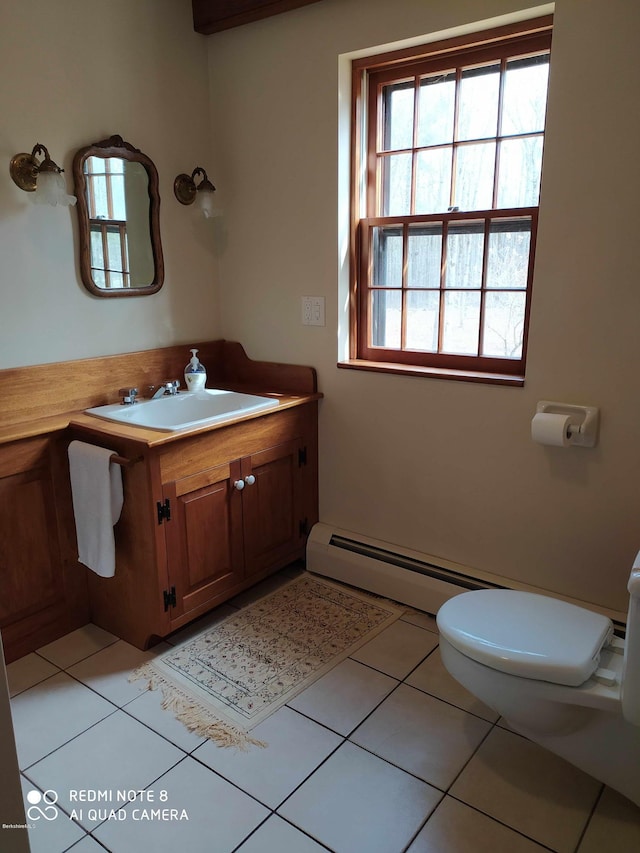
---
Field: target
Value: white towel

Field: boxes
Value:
[68,440,124,578]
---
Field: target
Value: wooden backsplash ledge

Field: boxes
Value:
[0,341,318,429]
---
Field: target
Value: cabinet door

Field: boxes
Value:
[0,467,60,628]
[0,434,89,663]
[241,438,304,576]
[163,459,244,621]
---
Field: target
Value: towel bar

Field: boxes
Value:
[111,454,143,467]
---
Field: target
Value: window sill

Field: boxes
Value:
[337,359,525,387]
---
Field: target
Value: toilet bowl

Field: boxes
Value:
[436,553,640,807]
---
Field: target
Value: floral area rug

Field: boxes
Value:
[131,573,402,749]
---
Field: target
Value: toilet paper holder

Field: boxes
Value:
[535,401,600,447]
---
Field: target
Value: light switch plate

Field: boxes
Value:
[301,296,325,326]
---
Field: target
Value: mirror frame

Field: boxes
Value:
[72,135,164,297]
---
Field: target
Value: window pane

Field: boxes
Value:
[106,229,124,272]
[109,272,125,289]
[454,142,495,210]
[86,156,102,174]
[442,291,480,354]
[91,175,109,219]
[381,153,412,215]
[371,290,402,348]
[486,220,531,289]
[406,290,440,351]
[110,174,127,221]
[415,148,452,214]
[106,157,125,176]
[482,290,526,358]
[92,268,106,288]
[90,227,104,268]
[382,81,414,151]
[372,226,403,287]
[445,223,484,288]
[407,224,442,288]
[457,64,500,141]
[417,73,455,147]
[501,54,549,136]
[497,137,543,207]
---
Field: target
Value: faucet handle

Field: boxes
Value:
[119,387,139,405]
[165,380,180,395]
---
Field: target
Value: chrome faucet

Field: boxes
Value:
[149,380,180,399]
[119,387,139,405]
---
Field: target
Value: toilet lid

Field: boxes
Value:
[437,589,613,687]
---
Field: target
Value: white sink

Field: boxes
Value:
[85,389,279,432]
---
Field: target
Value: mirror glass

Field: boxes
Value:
[73,135,164,296]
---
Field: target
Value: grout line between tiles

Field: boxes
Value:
[187,748,287,813]
[66,834,110,853]
[36,634,120,672]
[84,754,190,837]
[50,666,128,713]
[229,812,336,853]
[344,643,500,730]
[8,667,63,699]
[117,699,198,756]
[399,788,446,853]
[281,702,353,739]
[441,717,498,796]
[572,783,605,853]
[18,704,120,774]
[270,733,347,813]
[444,792,561,853]
[227,812,272,853]
[346,635,439,683]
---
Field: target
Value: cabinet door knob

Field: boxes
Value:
[233,479,245,491]
[244,475,256,486]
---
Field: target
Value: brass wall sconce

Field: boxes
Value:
[10,143,76,207]
[174,167,219,218]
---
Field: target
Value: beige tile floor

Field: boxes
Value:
[7,568,640,853]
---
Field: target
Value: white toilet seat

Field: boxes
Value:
[437,589,613,687]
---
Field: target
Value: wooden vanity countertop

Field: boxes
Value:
[0,393,320,448]
[0,340,321,448]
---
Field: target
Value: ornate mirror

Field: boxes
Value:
[73,135,164,297]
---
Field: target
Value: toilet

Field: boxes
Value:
[436,552,640,806]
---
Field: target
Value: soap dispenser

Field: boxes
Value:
[184,348,207,392]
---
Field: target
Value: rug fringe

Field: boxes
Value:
[129,663,267,751]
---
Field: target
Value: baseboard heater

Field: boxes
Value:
[306,523,628,631]
[306,522,505,616]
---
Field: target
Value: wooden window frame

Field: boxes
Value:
[344,16,553,386]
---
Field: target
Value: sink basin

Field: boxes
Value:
[85,389,279,432]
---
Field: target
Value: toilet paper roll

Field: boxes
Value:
[531,412,574,447]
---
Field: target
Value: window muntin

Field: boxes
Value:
[360,212,534,364]
[353,23,552,379]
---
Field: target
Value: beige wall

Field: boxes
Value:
[0,0,219,368]
[205,0,640,613]
[1,0,639,614]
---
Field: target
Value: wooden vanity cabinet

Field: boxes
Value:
[0,340,319,659]
[163,434,307,625]
[80,400,318,649]
[0,436,89,663]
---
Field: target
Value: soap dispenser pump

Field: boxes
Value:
[184,348,207,392]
